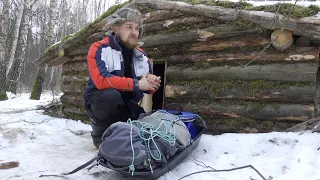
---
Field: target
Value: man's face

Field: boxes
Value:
[114,21,140,49]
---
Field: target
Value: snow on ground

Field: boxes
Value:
[1,92,320,180]
[1,91,61,113]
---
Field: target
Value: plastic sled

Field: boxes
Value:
[97,115,207,179]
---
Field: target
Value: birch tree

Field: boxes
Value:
[7,0,36,93]
[6,0,25,77]
[0,0,9,100]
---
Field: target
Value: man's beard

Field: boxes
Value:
[121,36,138,49]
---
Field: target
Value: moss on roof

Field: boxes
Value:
[169,0,320,18]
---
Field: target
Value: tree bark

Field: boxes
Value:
[6,0,25,76]
[187,36,269,52]
[143,16,208,34]
[46,0,58,47]
[7,0,32,94]
[143,9,184,23]
[166,63,317,82]
[139,24,261,48]
[66,44,91,56]
[60,93,84,107]
[61,83,86,94]
[60,75,88,94]
[167,47,319,64]
[179,102,313,121]
[135,0,320,41]
[0,0,9,100]
[62,61,88,73]
[165,85,314,103]
[30,65,47,100]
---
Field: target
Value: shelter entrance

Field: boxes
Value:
[152,61,166,110]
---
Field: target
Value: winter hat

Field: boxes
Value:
[105,8,144,38]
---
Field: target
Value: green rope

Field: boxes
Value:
[128,118,135,176]
[126,110,181,176]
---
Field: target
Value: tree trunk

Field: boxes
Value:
[179,102,313,121]
[0,0,10,100]
[30,65,47,100]
[30,0,58,99]
[139,24,261,48]
[46,0,58,47]
[7,0,31,94]
[135,0,320,41]
[6,0,25,77]
[167,47,319,64]
[166,63,317,82]
[165,85,314,103]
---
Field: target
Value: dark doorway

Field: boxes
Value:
[152,62,165,110]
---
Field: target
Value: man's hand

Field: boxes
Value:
[146,74,161,83]
[138,76,160,91]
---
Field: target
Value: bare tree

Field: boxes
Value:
[0,0,10,100]
[7,0,36,94]
[30,0,58,100]
[6,0,25,77]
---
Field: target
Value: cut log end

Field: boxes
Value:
[271,28,294,51]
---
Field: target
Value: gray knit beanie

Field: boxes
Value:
[105,8,144,38]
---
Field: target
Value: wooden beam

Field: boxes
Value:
[165,85,314,103]
[166,63,317,82]
[138,24,261,48]
[168,46,319,64]
[178,102,313,121]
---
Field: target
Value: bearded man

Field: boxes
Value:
[83,8,161,148]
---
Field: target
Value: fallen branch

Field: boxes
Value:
[0,161,20,169]
[179,158,267,180]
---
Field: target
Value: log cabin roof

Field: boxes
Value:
[34,0,320,67]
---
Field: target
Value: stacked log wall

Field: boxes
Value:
[136,5,319,134]
[60,56,89,122]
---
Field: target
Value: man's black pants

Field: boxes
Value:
[84,88,145,147]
